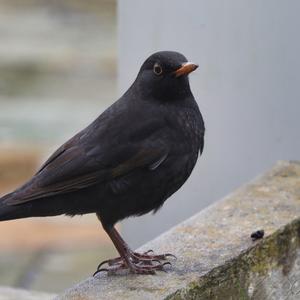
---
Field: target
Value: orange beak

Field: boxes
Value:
[174,62,198,77]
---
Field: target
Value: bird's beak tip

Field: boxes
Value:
[174,62,198,77]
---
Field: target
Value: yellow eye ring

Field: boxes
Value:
[153,63,163,75]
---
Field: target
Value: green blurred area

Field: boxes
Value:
[0,0,117,293]
[0,0,117,145]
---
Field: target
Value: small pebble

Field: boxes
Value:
[250,229,264,241]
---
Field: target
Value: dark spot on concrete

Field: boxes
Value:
[251,230,265,241]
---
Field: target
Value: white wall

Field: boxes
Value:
[118,0,300,247]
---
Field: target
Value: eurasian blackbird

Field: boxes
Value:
[0,51,205,275]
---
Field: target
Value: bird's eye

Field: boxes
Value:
[153,63,163,75]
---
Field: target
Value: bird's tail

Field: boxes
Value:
[0,187,99,221]
[0,191,87,222]
[0,192,28,221]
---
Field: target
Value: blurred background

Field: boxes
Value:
[0,0,117,293]
[0,0,300,294]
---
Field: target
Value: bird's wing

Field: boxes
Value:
[3,119,169,206]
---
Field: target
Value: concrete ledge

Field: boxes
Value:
[58,161,300,299]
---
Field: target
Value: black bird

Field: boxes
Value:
[0,51,205,275]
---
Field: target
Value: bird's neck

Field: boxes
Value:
[130,78,193,104]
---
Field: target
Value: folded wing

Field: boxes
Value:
[3,119,169,206]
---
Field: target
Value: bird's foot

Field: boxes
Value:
[93,249,176,276]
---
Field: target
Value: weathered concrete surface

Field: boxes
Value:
[0,286,55,300]
[58,161,300,299]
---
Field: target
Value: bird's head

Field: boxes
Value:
[134,51,198,101]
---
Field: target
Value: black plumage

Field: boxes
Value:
[0,51,205,274]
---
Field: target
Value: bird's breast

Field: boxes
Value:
[168,105,204,153]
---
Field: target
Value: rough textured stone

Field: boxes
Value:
[0,286,55,300]
[58,161,300,299]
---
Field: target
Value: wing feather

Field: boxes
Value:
[3,117,169,205]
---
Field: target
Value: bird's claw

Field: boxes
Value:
[96,259,112,270]
[93,250,175,276]
[96,256,123,270]
[93,267,109,277]
[143,249,154,255]
[165,253,177,260]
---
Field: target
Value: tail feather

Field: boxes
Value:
[0,193,24,221]
[0,190,88,221]
[0,185,101,221]
[1,191,14,203]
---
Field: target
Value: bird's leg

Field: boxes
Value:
[110,228,176,264]
[93,227,175,276]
